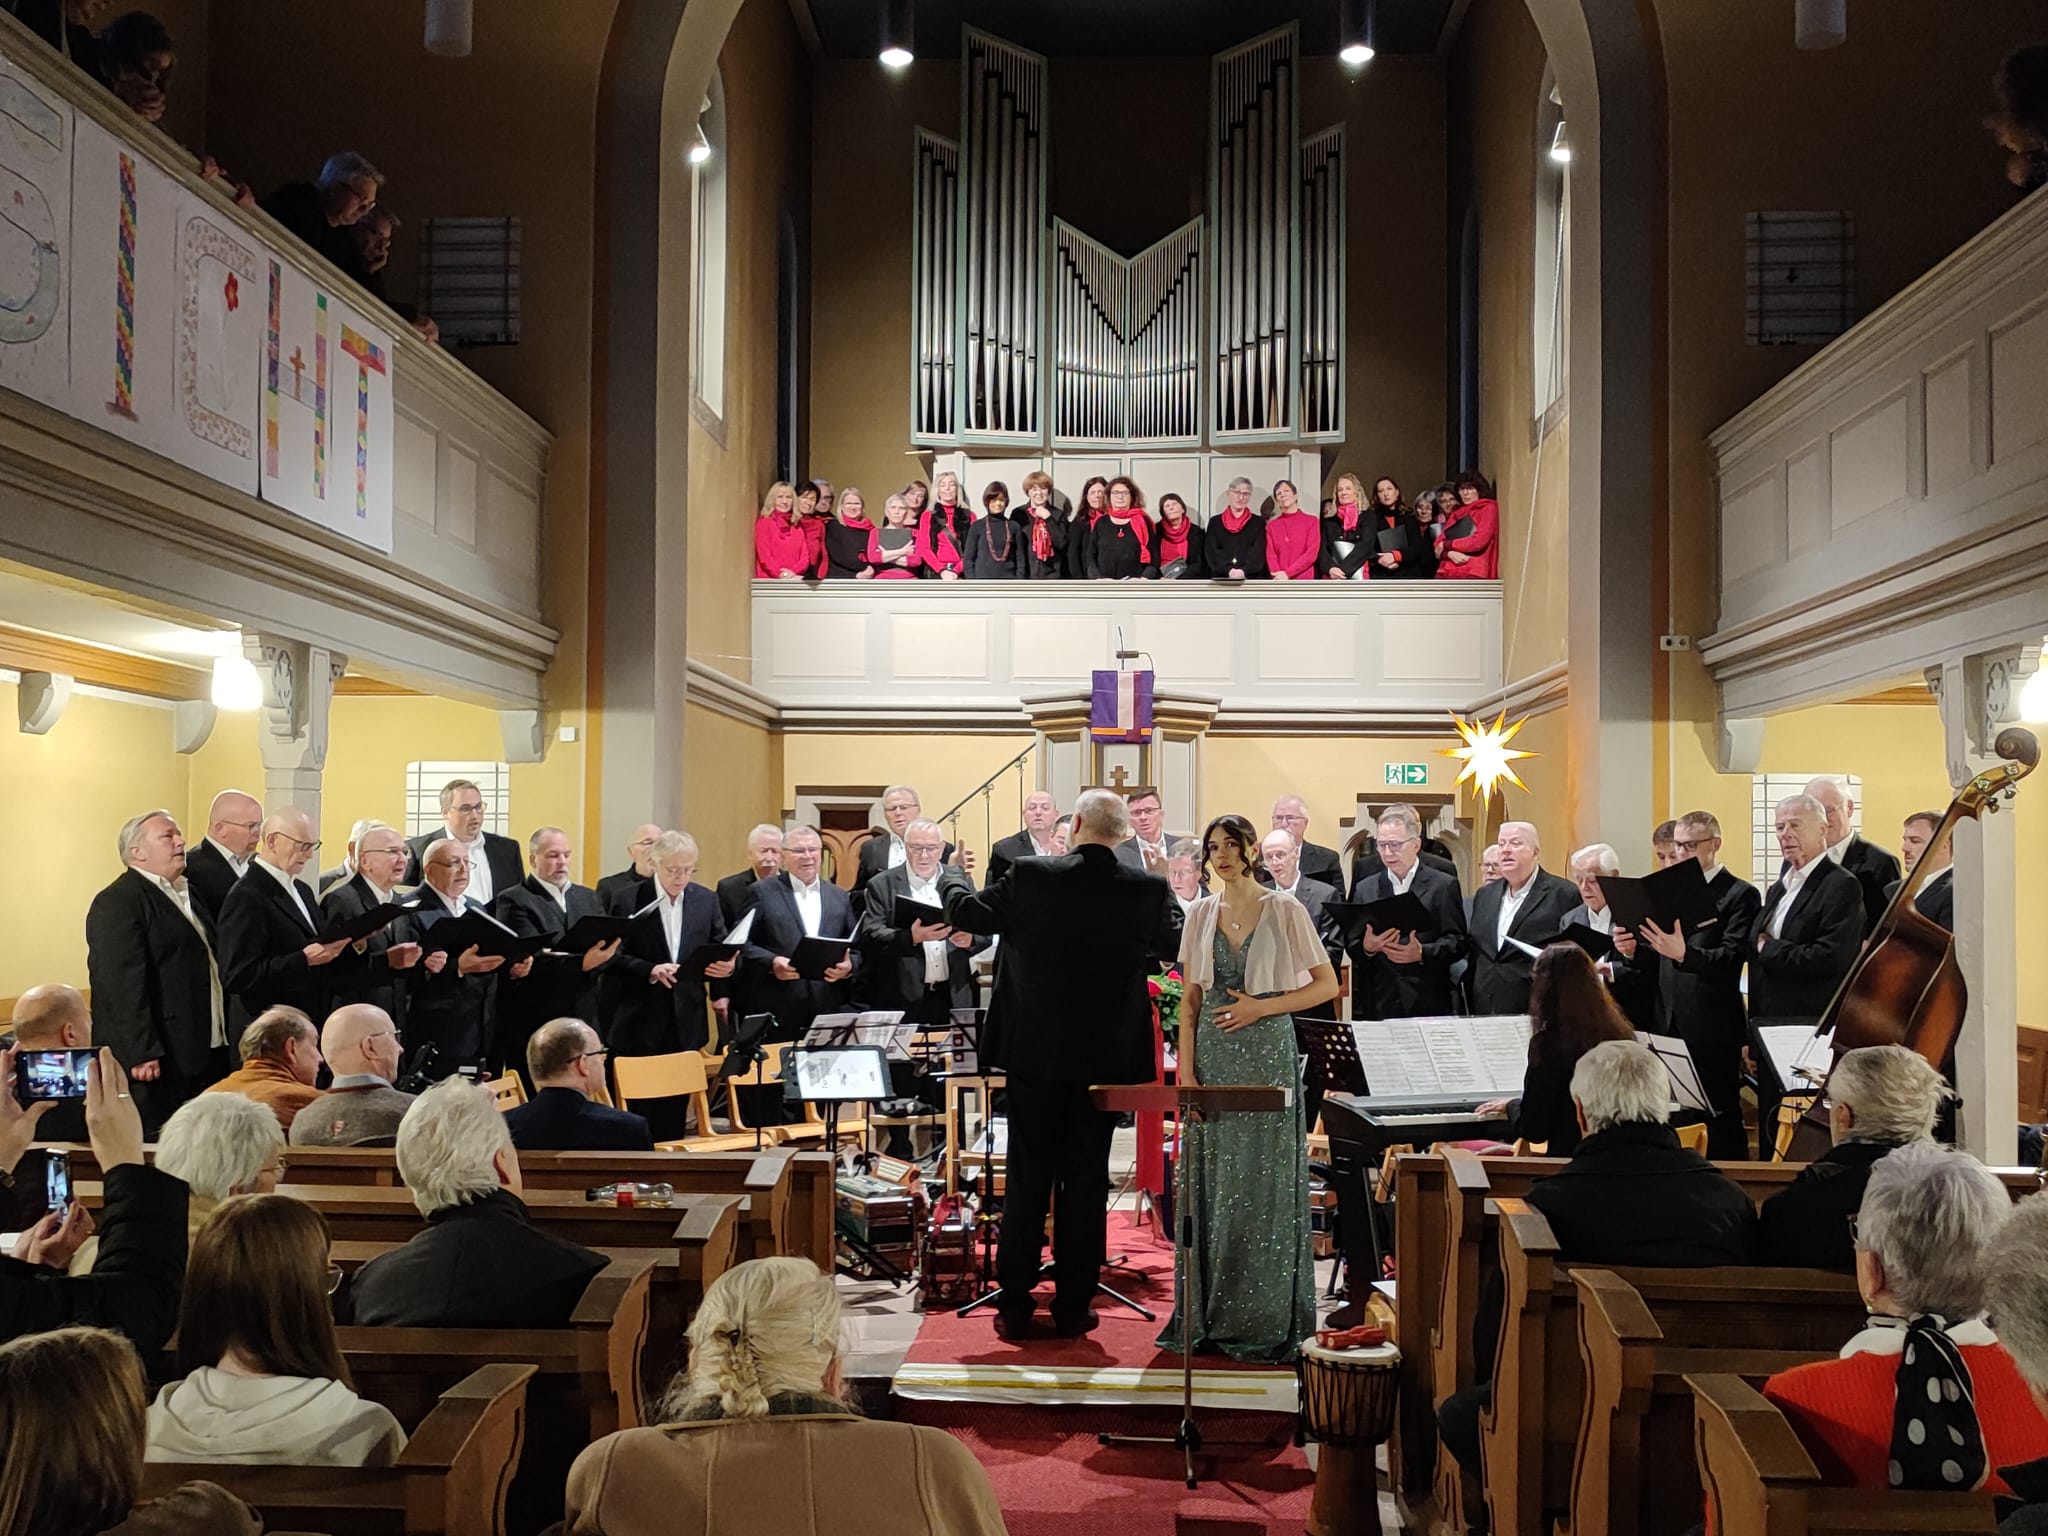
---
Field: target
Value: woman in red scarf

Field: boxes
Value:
[753,481,812,581]
[1078,475,1110,530]
[868,493,943,580]
[1201,475,1269,578]
[1012,471,1071,579]
[795,480,831,572]
[1264,479,1321,582]
[920,471,973,574]
[1083,476,1156,580]
[1155,493,1204,579]
[1321,472,1373,580]
[1435,470,1500,580]
[821,488,875,580]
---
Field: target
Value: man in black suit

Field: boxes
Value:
[217,808,353,1033]
[402,777,524,908]
[1802,777,1903,935]
[711,823,782,927]
[1271,794,1344,887]
[1752,793,1865,1022]
[986,790,1061,886]
[85,808,231,1134]
[1609,811,1763,1160]
[852,786,964,898]
[1113,788,1173,873]
[596,822,665,915]
[320,821,425,1021]
[316,818,370,896]
[1259,830,1345,985]
[181,787,262,930]
[348,1077,608,1328]
[496,826,623,1081]
[1888,810,1954,931]
[6,984,92,1144]
[1349,805,1468,1020]
[1464,821,1579,1015]
[945,789,1182,1339]
[603,830,735,1058]
[737,824,859,1041]
[860,819,987,1027]
[402,837,531,1077]
[504,1020,654,1152]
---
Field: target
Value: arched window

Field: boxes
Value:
[691,74,729,429]
[1532,66,1570,431]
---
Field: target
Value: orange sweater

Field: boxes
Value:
[204,1058,322,1131]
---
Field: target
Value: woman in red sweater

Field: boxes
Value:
[1760,1143,2048,1495]
[1435,470,1500,580]
[1264,479,1321,582]
[752,482,812,581]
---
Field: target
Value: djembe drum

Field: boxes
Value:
[1296,1337,1401,1536]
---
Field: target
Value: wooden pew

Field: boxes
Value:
[1687,1372,1999,1534]
[139,1362,533,1536]
[1482,1199,1867,1536]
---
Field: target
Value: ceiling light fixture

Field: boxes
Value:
[1549,121,1572,165]
[1339,0,1375,66]
[880,0,915,69]
[688,123,712,165]
[210,654,263,712]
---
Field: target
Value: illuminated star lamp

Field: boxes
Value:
[1445,709,1536,804]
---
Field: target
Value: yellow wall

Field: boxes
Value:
[1200,733,1465,841]
[777,733,1038,852]
[682,704,783,881]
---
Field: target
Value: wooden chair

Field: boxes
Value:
[613,1051,758,1151]
[945,1071,1006,1197]
[140,1362,533,1536]
[1687,1373,2000,1535]
[487,1074,528,1112]
[723,1042,829,1147]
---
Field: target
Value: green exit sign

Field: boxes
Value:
[1385,763,1429,786]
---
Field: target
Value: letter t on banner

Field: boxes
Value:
[1090,669,1154,743]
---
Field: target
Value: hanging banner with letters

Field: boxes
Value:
[0,52,73,412]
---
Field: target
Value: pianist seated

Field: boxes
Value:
[1761,1142,2048,1494]
[1755,1044,1947,1272]
[1438,1041,1755,1472]
[1476,943,1633,1157]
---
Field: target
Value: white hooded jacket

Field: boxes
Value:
[145,1367,406,1467]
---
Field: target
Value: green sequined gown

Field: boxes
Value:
[1156,927,1316,1364]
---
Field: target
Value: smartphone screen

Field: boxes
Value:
[13,1049,94,1110]
[43,1152,71,1215]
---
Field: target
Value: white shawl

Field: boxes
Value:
[1178,887,1326,995]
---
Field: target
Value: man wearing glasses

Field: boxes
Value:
[597,822,667,914]
[290,1004,416,1148]
[218,807,352,1032]
[184,787,263,931]
[320,821,425,1020]
[1349,803,1469,1020]
[402,778,524,906]
[502,1019,653,1152]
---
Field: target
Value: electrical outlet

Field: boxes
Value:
[1660,634,1692,652]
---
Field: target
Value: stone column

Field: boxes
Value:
[243,634,345,835]
[1932,647,2037,1164]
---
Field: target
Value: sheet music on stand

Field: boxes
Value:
[1637,1031,1715,1115]
[1295,1018,1368,1096]
[1756,1024,1834,1096]
[1348,1015,1532,1097]
[803,1011,917,1060]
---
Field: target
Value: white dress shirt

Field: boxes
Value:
[253,855,315,931]
[790,875,825,937]
[142,870,226,1047]
[1583,903,1615,935]
[1497,875,1535,948]
[1027,832,1056,857]
[205,837,250,878]
[458,833,494,905]
[1769,860,1815,938]
[429,885,471,918]
[656,886,685,960]
[1384,862,1418,896]
[881,837,906,873]
[907,871,950,984]
[540,876,571,914]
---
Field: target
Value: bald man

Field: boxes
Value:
[713,823,783,927]
[987,791,1061,885]
[217,807,351,1031]
[183,788,262,929]
[6,984,92,1141]
[289,1004,416,1147]
[1463,821,1579,1015]
[597,823,667,915]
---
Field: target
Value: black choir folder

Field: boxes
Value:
[1441,513,1476,542]
[555,913,644,952]
[315,900,411,945]
[1539,921,1615,962]
[1374,527,1406,554]
[791,936,852,981]
[1595,857,1721,934]
[413,911,550,962]
[1324,891,1437,943]
[892,896,951,930]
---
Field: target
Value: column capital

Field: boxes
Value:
[241,635,346,828]
[1932,644,2042,788]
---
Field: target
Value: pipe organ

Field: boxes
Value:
[912,23,1336,453]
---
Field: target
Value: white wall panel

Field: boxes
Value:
[1922,346,1976,495]
[1381,614,1490,684]
[1131,611,1234,682]
[1256,614,1356,681]
[1827,390,1909,530]
[891,612,990,678]
[1011,612,1113,682]
[768,611,868,679]
[1990,295,2048,465]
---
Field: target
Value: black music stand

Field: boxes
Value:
[1294,1020,1380,1290]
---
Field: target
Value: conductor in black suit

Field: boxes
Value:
[320,821,425,1021]
[946,788,1183,1340]
[603,831,735,1057]
[182,787,262,930]
[504,1020,654,1152]
[85,809,231,1133]
[216,808,353,1033]
[401,777,524,908]
[1349,805,1469,1019]
[860,820,988,1027]
[1801,777,1904,936]
[1888,811,1954,931]
[595,822,665,914]
[712,823,783,927]
[986,790,1061,886]
[496,826,623,1079]
[1464,821,1580,1015]
[736,824,859,1041]
[1270,795,1344,887]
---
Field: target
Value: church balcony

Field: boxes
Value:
[1701,188,2048,722]
[740,579,1506,732]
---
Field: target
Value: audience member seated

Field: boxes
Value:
[504,1020,654,1153]
[964,480,1018,578]
[1082,477,1156,580]
[1263,478,1321,581]
[1438,1039,1754,1471]
[1756,1044,1947,1271]
[260,151,385,274]
[288,1003,415,1148]
[1763,1142,2048,1492]
[74,1091,281,1277]
[7,982,92,1143]
[1480,943,1634,1157]
[0,1325,261,1536]
[147,1194,404,1468]
[1985,1190,2048,1530]
[821,488,874,580]
[1012,471,1072,579]
[1434,470,1499,579]
[0,1047,187,1357]
[1204,476,1269,579]
[557,1256,1007,1536]
[753,482,812,581]
[202,1007,324,1131]
[347,1077,606,1328]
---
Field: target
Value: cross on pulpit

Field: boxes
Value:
[1109,765,1131,792]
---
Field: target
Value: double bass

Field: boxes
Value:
[1777,726,2038,1161]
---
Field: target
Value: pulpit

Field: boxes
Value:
[1022,687,1219,838]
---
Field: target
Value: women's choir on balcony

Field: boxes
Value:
[752,469,1500,582]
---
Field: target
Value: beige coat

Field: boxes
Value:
[560,1411,1007,1536]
